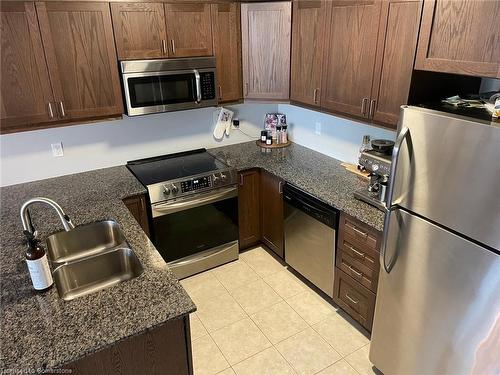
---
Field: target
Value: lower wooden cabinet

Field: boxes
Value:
[260,170,284,259]
[123,194,150,237]
[238,169,261,249]
[63,316,192,375]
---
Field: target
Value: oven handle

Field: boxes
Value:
[194,69,202,103]
[151,186,237,217]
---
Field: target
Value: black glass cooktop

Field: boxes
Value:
[127,149,226,186]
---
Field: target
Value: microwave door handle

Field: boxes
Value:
[194,69,202,103]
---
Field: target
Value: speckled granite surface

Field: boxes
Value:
[209,141,385,231]
[0,166,196,374]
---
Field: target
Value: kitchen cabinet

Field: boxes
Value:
[111,2,168,60]
[334,213,381,331]
[211,2,242,103]
[290,0,326,107]
[238,169,261,249]
[0,2,56,133]
[36,2,123,122]
[165,3,213,58]
[415,0,500,78]
[371,0,422,127]
[321,0,382,118]
[260,170,284,259]
[123,194,150,237]
[241,2,291,101]
[65,316,192,375]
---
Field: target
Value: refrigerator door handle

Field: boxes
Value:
[381,127,411,273]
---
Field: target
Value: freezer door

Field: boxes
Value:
[392,107,500,249]
[370,208,500,375]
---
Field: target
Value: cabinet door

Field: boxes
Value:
[0,2,55,133]
[241,2,291,100]
[261,170,284,259]
[371,0,422,127]
[290,0,326,107]
[111,3,168,60]
[238,170,261,249]
[415,0,500,78]
[164,3,213,58]
[36,2,123,121]
[123,194,150,237]
[211,3,242,103]
[321,1,382,118]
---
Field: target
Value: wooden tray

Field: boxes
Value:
[256,140,291,149]
[341,163,370,179]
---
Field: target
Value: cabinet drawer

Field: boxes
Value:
[333,268,376,331]
[337,251,378,292]
[340,238,379,272]
[342,215,381,252]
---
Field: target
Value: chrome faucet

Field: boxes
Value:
[20,197,75,235]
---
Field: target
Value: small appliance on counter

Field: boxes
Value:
[127,149,238,279]
[354,139,394,211]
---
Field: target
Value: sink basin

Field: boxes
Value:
[46,220,127,264]
[53,247,143,301]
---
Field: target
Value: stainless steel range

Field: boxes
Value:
[127,149,238,279]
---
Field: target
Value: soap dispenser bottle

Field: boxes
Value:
[23,231,53,291]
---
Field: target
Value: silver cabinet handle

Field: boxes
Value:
[218,85,222,100]
[240,174,244,186]
[161,39,167,55]
[244,83,249,97]
[193,69,201,103]
[313,88,319,104]
[47,103,54,119]
[351,225,367,238]
[380,127,411,274]
[171,39,176,55]
[278,181,283,194]
[361,98,368,115]
[345,293,359,306]
[348,265,363,278]
[369,99,376,118]
[58,101,66,117]
[348,245,365,259]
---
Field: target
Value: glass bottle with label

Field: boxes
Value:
[24,231,53,291]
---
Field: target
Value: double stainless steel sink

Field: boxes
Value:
[46,220,143,301]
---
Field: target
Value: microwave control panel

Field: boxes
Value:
[200,72,216,100]
[181,176,212,193]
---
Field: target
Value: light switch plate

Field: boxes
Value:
[51,142,64,157]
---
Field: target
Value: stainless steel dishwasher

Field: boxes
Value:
[284,184,339,297]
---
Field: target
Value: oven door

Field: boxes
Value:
[123,70,202,116]
[151,186,239,278]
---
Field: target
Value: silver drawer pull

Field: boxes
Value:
[345,293,359,305]
[47,102,54,119]
[349,245,365,259]
[352,226,368,238]
[349,265,363,278]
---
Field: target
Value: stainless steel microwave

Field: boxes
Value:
[120,57,218,116]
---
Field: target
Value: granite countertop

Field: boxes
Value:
[209,141,385,231]
[0,166,196,374]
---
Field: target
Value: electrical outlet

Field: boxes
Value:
[51,142,64,157]
[315,122,322,135]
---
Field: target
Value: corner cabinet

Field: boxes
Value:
[415,0,500,78]
[241,2,291,101]
[260,170,284,259]
[211,2,243,103]
[123,194,150,237]
[238,169,261,249]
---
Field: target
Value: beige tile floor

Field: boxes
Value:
[181,246,378,375]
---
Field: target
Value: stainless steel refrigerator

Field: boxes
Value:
[369,106,500,375]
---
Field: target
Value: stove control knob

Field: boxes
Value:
[163,185,171,195]
[171,184,179,194]
[220,173,227,182]
[212,174,220,185]
[372,164,379,171]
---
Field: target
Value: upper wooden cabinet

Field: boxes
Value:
[321,0,382,118]
[211,2,242,103]
[165,3,213,57]
[241,2,291,101]
[371,0,422,127]
[0,2,55,133]
[36,2,123,121]
[111,3,168,60]
[415,0,500,78]
[290,0,326,107]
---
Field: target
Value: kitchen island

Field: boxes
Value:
[0,167,196,373]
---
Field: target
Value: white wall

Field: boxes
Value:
[0,104,277,186]
[279,104,396,164]
[0,103,396,187]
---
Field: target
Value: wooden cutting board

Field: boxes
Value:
[341,163,370,179]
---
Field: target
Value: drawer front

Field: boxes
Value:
[340,238,379,272]
[343,218,379,251]
[333,268,376,331]
[337,251,378,292]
